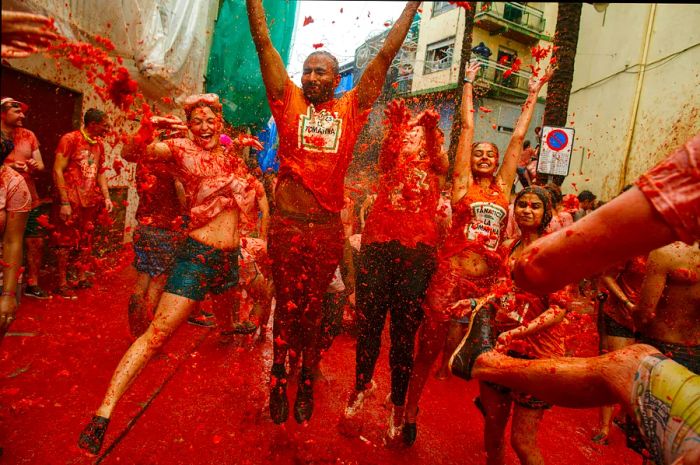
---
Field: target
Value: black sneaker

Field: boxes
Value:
[187,315,215,327]
[269,375,289,424]
[402,422,417,446]
[24,285,51,299]
[78,415,110,455]
[294,375,314,424]
[449,300,496,381]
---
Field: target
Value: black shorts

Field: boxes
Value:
[601,312,634,339]
[483,351,552,410]
[637,337,700,374]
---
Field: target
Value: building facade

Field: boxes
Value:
[408,1,558,152]
[564,3,700,199]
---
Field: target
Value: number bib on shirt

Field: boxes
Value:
[297,105,342,153]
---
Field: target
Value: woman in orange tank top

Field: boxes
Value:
[402,62,553,446]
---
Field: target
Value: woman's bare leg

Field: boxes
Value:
[595,334,635,439]
[481,382,512,465]
[95,292,197,418]
[511,405,545,465]
[404,319,449,422]
[472,344,660,410]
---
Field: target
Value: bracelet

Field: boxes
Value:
[61,201,70,206]
[463,77,473,84]
[1,291,14,297]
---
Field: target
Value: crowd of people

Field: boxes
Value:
[0,3,698,465]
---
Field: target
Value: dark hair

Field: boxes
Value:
[515,186,553,234]
[621,184,634,193]
[84,108,106,125]
[544,183,562,207]
[523,140,531,149]
[305,51,339,75]
[577,190,596,202]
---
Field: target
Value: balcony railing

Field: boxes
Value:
[474,56,531,95]
[475,2,550,43]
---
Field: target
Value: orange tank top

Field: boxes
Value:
[440,180,509,259]
[269,80,370,213]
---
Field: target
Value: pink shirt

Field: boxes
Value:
[0,165,32,233]
[163,138,247,231]
[4,128,41,207]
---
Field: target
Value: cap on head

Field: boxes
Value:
[1,97,29,113]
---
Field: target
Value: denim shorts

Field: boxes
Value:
[133,224,183,277]
[164,236,239,301]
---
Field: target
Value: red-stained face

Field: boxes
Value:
[401,125,426,157]
[1,105,25,128]
[188,107,222,150]
[514,192,545,231]
[471,142,498,176]
[86,119,111,138]
[301,54,340,104]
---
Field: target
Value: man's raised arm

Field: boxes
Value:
[247,0,289,101]
[356,1,420,110]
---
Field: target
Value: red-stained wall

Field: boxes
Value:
[1,65,82,200]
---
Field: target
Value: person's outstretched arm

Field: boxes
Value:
[497,69,552,193]
[452,61,482,204]
[356,2,420,110]
[513,187,677,295]
[246,0,289,102]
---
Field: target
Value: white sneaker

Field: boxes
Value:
[343,380,377,419]
[383,406,404,446]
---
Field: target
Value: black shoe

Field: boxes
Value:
[78,415,110,455]
[269,374,289,424]
[474,396,486,416]
[294,375,314,423]
[24,285,51,299]
[187,316,215,328]
[403,422,417,446]
[449,300,496,381]
[230,320,258,335]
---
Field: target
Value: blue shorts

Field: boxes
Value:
[133,225,183,277]
[164,237,239,301]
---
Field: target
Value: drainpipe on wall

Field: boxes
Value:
[618,3,656,192]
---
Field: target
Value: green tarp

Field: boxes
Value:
[206,0,297,132]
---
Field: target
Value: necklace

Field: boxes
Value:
[80,128,98,145]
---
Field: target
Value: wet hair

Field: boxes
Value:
[577,190,596,202]
[544,183,562,208]
[514,186,553,234]
[185,102,219,121]
[305,51,339,75]
[523,140,531,149]
[84,108,106,126]
[472,141,500,159]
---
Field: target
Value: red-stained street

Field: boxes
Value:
[1,252,641,465]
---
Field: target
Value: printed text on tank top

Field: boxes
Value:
[465,193,508,251]
[298,106,342,153]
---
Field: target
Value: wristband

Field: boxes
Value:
[61,201,70,206]
[464,77,473,84]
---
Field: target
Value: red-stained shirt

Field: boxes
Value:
[363,153,441,248]
[55,130,106,208]
[163,138,247,231]
[4,128,41,207]
[441,181,510,258]
[269,79,369,213]
[133,161,183,230]
[0,165,31,214]
[497,240,567,359]
[636,134,700,244]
